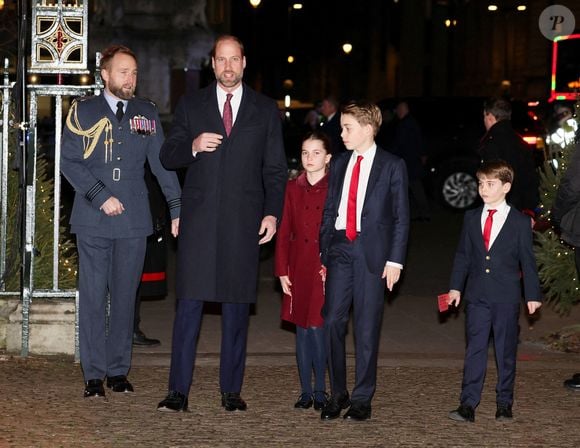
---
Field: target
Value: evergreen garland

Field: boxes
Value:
[534,100,579,314]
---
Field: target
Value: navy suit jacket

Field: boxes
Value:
[450,206,542,304]
[320,146,410,275]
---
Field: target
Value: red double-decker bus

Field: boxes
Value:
[550,33,580,102]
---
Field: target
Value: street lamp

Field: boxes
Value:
[342,43,353,55]
[249,0,261,8]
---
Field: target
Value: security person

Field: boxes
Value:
[61,45,181,399]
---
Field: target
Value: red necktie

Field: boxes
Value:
[346,155,364,241]
[483,209,497,251]
[223,93,233,136]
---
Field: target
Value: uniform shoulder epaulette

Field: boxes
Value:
[134,96,157,108]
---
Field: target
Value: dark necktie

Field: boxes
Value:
[116,101,124,122]
[223,93,233,136]
[483,209,497,251]
[346,155,364,241]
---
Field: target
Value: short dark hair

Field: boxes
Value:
[483,97,511,121]
[477,159,514,184]
[302,130,332,153]
[211,35,245,58]
[100,45,137,71]
[342,100,383,136]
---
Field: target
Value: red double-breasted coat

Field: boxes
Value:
[274,172,328,328]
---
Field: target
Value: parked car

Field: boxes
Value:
[378,97,546,210]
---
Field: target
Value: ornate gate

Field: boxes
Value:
[0,0,99,357]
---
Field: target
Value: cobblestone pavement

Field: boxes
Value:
[3,207,580,446]
[1,351,579,448]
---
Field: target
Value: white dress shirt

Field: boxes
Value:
[481,200,510,249]
[216,84,243,125]
[335,144,377,232]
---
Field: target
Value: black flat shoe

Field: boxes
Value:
[564,377,580,390]
[313,391,329,410]
[448,404,475,422]
[84,379,106,399]
[221,392,247,411]
[344,403,372,421]
[321,392,350,420]
[133,330,161,347]
[294,393,313,409]
[495,404,513,421]
[157,391,188,412]
[106,375,134,393]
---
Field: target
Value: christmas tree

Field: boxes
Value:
[2,128,77,292]
[534,100,579,314]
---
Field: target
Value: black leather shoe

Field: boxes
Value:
[106,375,134,393]
[448,404,475,422]
[84,379,105,399]
[221,392,247,411]
[133,329,161,347]
[495,404,513,421]
[321,392,350,420]
[344,402,372,421]
[157,391,188,412]
[313,391,329,411]
[294,393,313,409]
[564,376,580,390]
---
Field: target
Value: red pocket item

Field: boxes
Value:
[438,293,450,312]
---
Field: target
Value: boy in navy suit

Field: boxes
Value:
[447,160,542,422]
[319,101,409,421]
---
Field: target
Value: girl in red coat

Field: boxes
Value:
[275,131,332,410]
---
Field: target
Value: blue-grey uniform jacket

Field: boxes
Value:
[61,94,181,237]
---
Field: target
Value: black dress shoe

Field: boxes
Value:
[157,391,188,412]
[221,392,247,411]
[84,379,106,399]
[344,403,372,421]
[106,375,134,393]
[495,404,513,421]
[313,391,329,411]
[321,392,350,420]
[448,404,475,422]
[294,393,313,409]
[133,329,161,347]
[564,376,580,390]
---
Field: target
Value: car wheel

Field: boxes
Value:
[440,171,479,210]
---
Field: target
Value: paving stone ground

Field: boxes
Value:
[1,352,579,448]
[2,206,579,447]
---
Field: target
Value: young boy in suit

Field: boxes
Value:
[447,160,542,422]
[319,101,409,421]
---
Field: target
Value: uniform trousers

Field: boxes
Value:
[168,299,250,396]
[323,231,385,405]
[77,235,147,381]
[460,300,520,407]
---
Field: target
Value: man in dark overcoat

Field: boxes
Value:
[479,97,539,215]
[61,45,181,398]
[157,35,287,412]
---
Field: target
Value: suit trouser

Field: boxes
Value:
[323,233,385,405]
[77,235,147,381]
[460,300,520,408]
[168,299,250,396]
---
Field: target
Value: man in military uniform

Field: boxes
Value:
[61,45,181,399]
